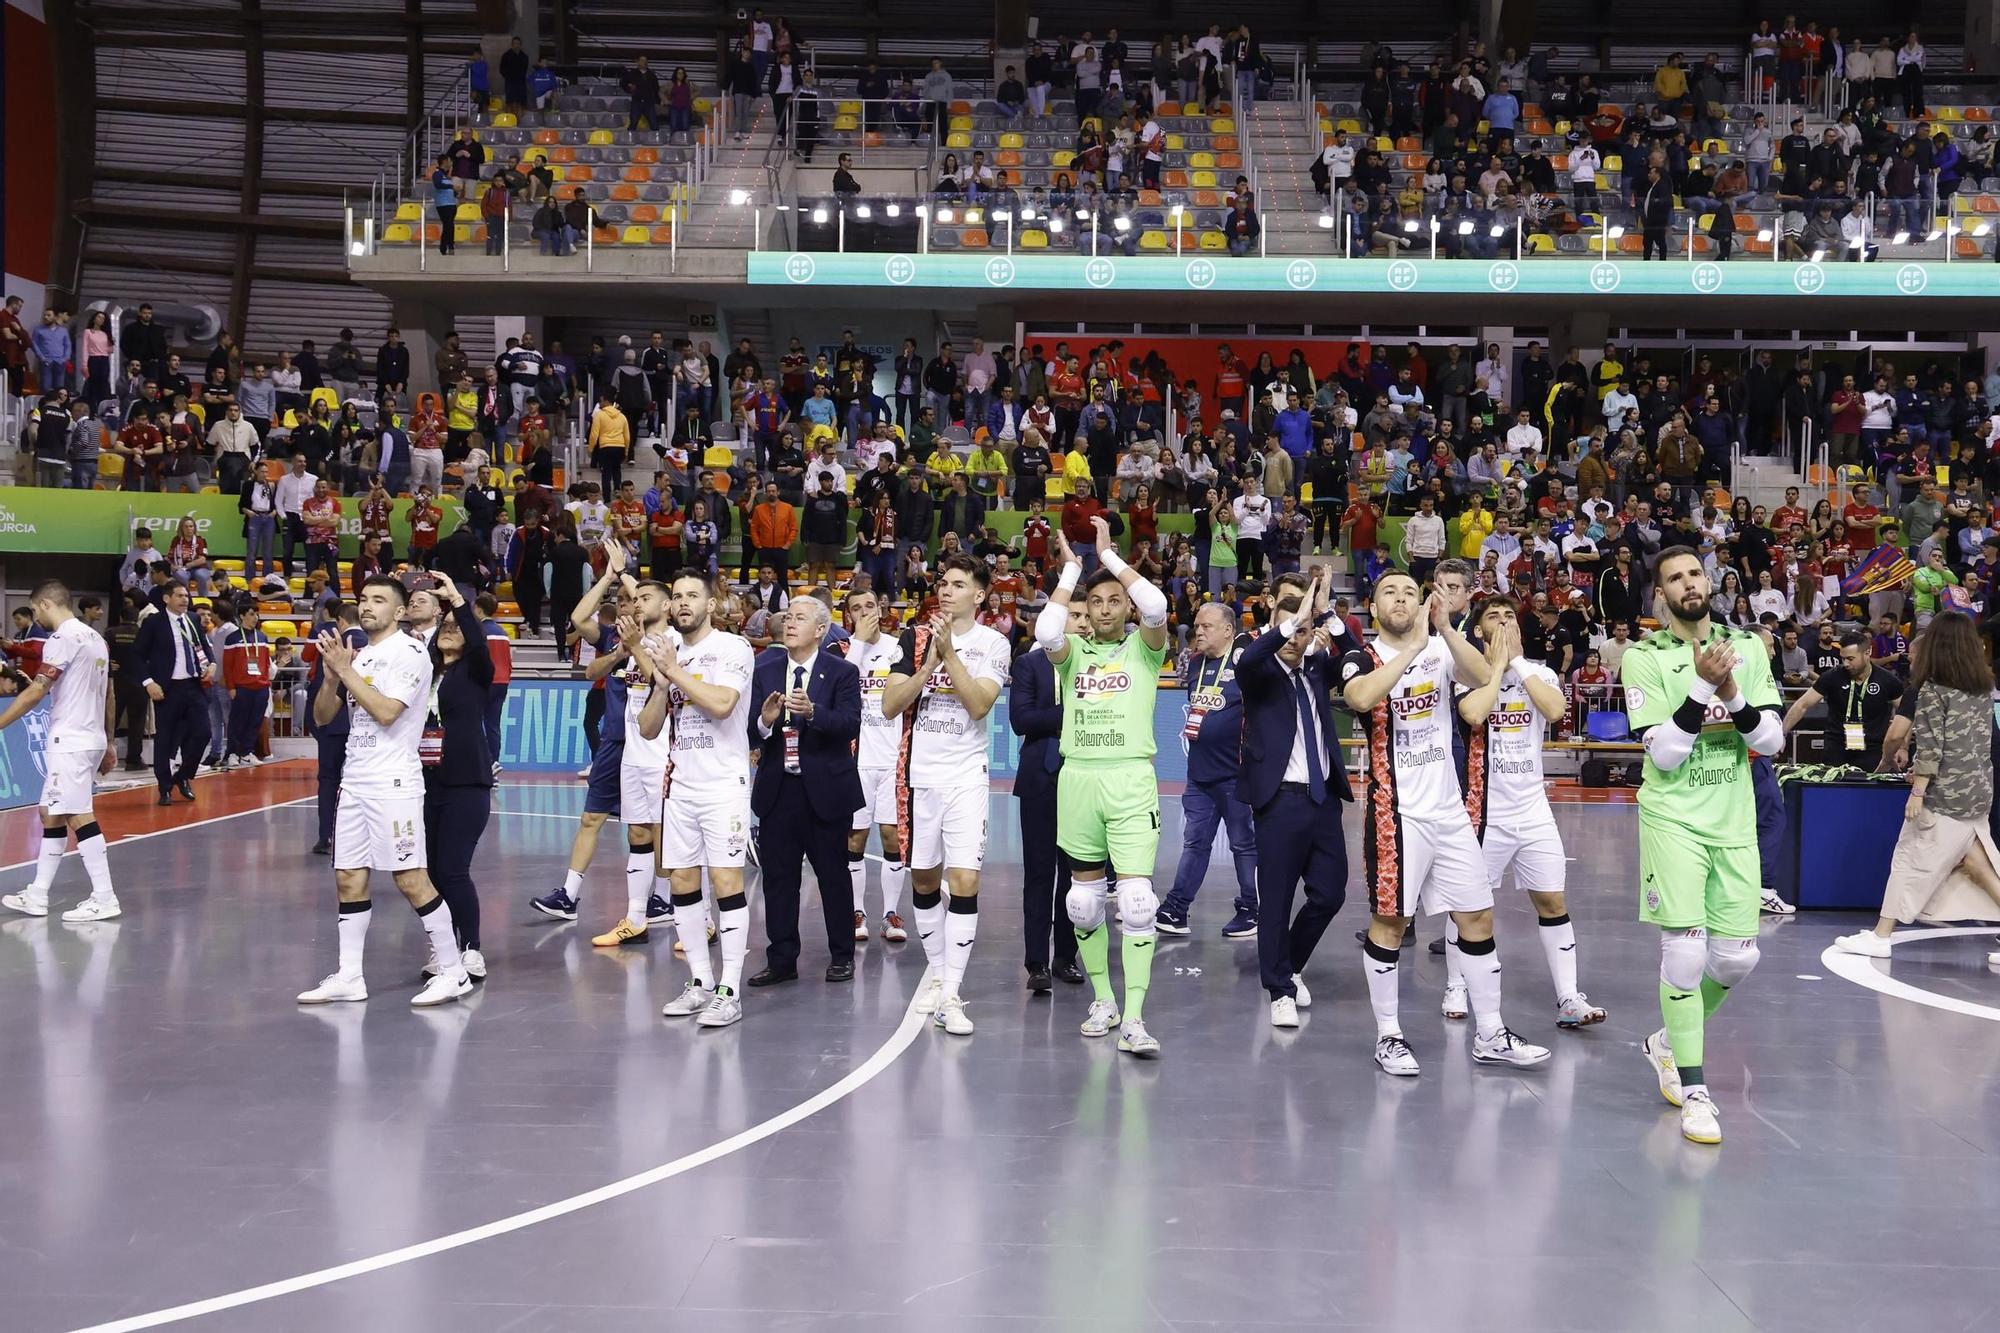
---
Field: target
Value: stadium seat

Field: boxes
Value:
[394,201,422,221]
[1198,230,1226,250]
[1020,229,1048,248]
[1139,229,1168,250]
[960,228,989,249]
[588,129,613,145]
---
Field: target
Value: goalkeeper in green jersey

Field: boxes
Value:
[1035,515,1172,1059]
[1620,549,1786,1145]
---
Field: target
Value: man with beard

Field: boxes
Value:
[1623,549,1783,1144]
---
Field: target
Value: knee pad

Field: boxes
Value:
[1066,881,1107,931]
[1705,936,1760,989]
[1116,877,1159,933]
[1660,928,1708,992]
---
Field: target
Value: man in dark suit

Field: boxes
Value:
[748,597,865,985]
[1010,604,1084,993]
[1235,566,1353,1028]
[134,579,216,805]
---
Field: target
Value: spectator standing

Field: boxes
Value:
[624,55,661,132]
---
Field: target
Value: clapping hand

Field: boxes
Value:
[602,539,627,575]
[1049,529,1077,569]
[1090,514,1114,554]
[1694,638,1739,699]
[315,630,354,679]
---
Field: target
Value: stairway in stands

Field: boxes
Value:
[683,100,780,250]
[1246,102,1325,256]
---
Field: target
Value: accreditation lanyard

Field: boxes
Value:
[1844,676,1867,753]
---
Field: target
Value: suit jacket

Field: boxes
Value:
[749,647,864,823]
[134,608,214,690]
[1234,620,1353,812]
[1008,646,1063,800]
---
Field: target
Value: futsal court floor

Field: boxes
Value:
[3,763,1999,1333]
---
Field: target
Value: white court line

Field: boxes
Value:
[76,1000,928,1333]
[1820,926,2000,1023]
[0,797,316,878]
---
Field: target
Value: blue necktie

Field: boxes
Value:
[178,616,198,678]
[1292,670,1326,805]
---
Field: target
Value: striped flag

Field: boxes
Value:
[1840,543,1917,597]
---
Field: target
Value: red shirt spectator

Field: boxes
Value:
[221,623,273,690]
[408,498,442,553]
[648,503,683,551]
[303,491,340,548]
[1060,493,1105,544]
[1843,496,1882,551]
[1020,513,1051,564]
[483,617,514,686]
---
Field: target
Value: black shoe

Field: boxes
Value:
[123,761,147,772]
[824,961,855,983]
[311,841,331,856]
[1053,960,1086,985]
[747,966,798,988]
[1428,935,1447,955]
[156,791,175,807]
[176,780,196,801]
[1026,965,1053,994]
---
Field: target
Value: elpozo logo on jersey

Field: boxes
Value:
[1490,706,1535,732]
[1073,666,1133,699]
[1390,680,1439,720]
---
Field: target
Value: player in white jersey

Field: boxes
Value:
[0,582,120,923]
[299,577,471,1007]
[882,554,1011,1036]
[591,569,678,948]
[843,587,909,944]
[1337,571,1550,1075]
[1451,596,1605,1029]
[645,571,758,1028]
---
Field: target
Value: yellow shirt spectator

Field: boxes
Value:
[447,388,477,432]
[1061,447,1093,496]
[1456,503,1495,559]
[926,448,963,480]
[1654,63,1688,101]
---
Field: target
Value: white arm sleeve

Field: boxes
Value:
[1640,676,1714,772]
[1127,574,1169,627]
[1033,599,1071,654]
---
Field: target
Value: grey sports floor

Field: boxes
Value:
[4,783,1999,1332]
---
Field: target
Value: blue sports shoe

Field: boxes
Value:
[646,893,674,924]
[1153,904,1191,936]
[1222,909,1259,939]
[530,888,578,922]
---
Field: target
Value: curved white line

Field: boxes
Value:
[73,1001,929,1332]
[1820,926,2000,1023]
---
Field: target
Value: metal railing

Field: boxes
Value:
[784,94,950,165]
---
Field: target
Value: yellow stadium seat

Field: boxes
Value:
[702,444,735,467]
[454,223,481,242]
[1604,155,1622,173]
[1189,151,1216,168]
[1139,229,1168,250]
[999,132,1024,149]
[1375,136,1393,153]
[1198,230,1226,250]
[947,132,971,149]
[384,222,414,243]
[1190,169,1217,188]
[1938,106,1963,122]
[308,388,339,414]
[490,113,517,129]
[1210,117,1235,132]
[1045,476,1066,500]
[837,100,862,116]
[834,114,859,131]
[620,225,651,244]
[1052,150,1075,168]
[1020,229,1048,248]
[395,201,422,221]
[950,115,974,131]
[1526,233,1555,253]
[588,129,613,145]
[1336,118,1361,133]
[1165,133,1185,150]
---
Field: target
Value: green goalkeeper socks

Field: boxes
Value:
[1700,976,1731,1019]
[1075,925,1114,1003]
[1121,931,1154,1022]
[1660,979,1705,1070]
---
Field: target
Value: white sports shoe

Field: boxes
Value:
[1555,992,1607,1028]
[697,987,743,1028]
[1270,996,1300,1028]
[1374,1034,1420,1076]
[933,994,974,1035]
[1292,973,1312,1008]
[61,897,122,923]
[913,971,944,1014]
[1988,947,2000,968]
[1834,930,1891,958]
[461,948,487,980]
[1472,1026,1553,1067]
[853,911,869,942]
[1642,1028,1683,1107]
[662,980,711,1017]
[1760,889,1796,916]
[1079,997,1121,1037]
[1441,979,1469,1020]
[1117,1019,1160,1058]
[411,969,473,1007]
[2,892,49,918]
[298,971,368,1004]
[880,913,908,942]
[1680,1089,1722,1144]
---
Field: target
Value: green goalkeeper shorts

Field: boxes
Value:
[1638,818,1761,938]
[1056,761,1162,873]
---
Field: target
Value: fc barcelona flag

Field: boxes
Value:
[1840,543,1917,597]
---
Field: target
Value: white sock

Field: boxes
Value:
[625,851,653,924]
[883,862,906,916]
[337,903,371,977]
[717,894,750,991]
[1363,939,1401,1036]
[1444,915,1463,987]
[75,829,115,903]
[848,853,867,918]
[418,897,463,974]
[915,891,946,970]
[674,894,715,988]
[563,868,585,897]
[1539,915,1580,1002]
[941,896,978,999]
[28,829,66,898]
[1456,934,1505,1040]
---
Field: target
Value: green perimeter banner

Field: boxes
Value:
[748,251,1992,299]
[0,491,462,560]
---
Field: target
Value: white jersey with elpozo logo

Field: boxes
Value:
[665,629,755,788]
[1462,660,1558,826]
[850,634,904,771]
[622,626,682,770]
[895,622,1011,789]
[343,632,433,793]
[1338,633,1463,823]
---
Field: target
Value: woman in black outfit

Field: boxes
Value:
[423,579,495,980]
